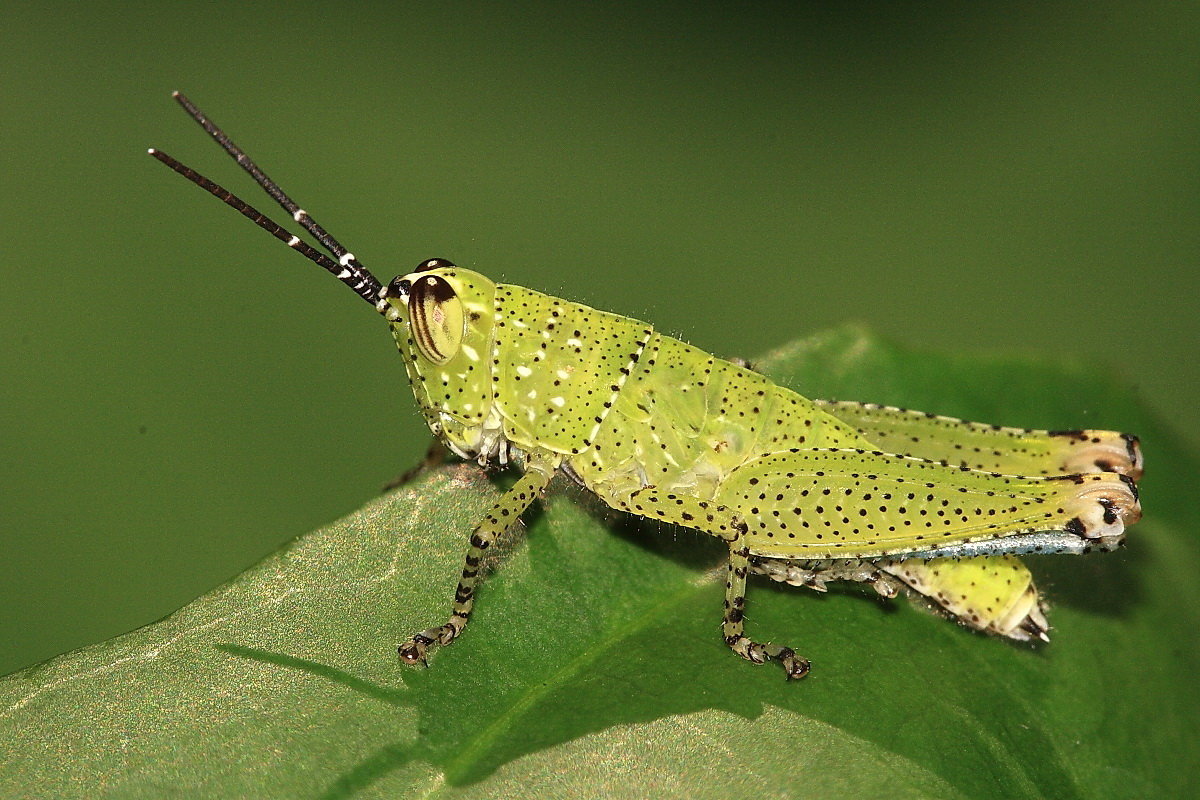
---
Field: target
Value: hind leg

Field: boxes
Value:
[814,400,1143,479]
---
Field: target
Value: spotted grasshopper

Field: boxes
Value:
[152,93,1143,679]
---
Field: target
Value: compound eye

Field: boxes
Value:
[386,275,412,300]
[409,274,463,365]
[414,257,456,273]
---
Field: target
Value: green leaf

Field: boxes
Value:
[2,326,1196,799]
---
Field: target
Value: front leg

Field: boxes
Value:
[398,454,558,666]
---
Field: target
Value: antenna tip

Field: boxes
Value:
[147,148,157,155]
[171,90,181,98]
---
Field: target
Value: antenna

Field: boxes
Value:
[149,93,384,307]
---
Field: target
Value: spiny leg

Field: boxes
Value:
[724,539,810,680]
[617,486,810,678]
[807,405,1139,639]
[750,553,1048,641]
[751,556,902,598]
[398,459,556,665]
[753,553,1049,642]
[808,403,1141,640]
[723,448,1140,556]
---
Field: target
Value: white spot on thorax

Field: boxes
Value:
[516,365,533,377]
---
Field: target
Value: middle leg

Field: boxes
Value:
[620,486,810,679]
[724,539,811,679]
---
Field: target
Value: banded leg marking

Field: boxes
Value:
[620,486,811,679]
[398,460,555,665]
[724,542,810,680]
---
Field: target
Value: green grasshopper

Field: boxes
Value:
[151,93,1143,679]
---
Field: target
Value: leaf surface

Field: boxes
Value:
[2,326,1195,799]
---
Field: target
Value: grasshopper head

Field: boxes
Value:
[379,259,499,445]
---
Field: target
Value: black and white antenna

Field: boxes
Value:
[148,92,384,307]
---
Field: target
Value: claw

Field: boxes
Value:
[398,634,434,666]
[778,649,811,680]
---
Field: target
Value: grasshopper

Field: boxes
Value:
[151,93,1143,679]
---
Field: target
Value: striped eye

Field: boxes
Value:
[409,274,463,365]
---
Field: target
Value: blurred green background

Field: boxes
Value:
[1,1,1196,678]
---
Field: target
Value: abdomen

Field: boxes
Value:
[571,334,869,504]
